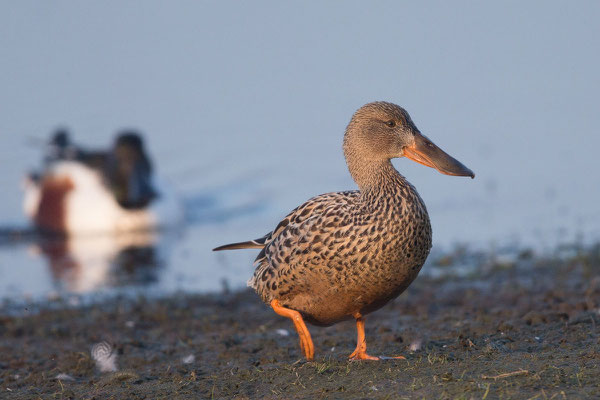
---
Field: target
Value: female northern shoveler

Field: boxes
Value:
[214,102,474,361]
[23,130,182,235]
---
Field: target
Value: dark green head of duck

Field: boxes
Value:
[106,131,157,209]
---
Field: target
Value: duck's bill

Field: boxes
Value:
[404,132,475,178]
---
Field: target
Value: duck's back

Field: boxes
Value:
[250,178,432,326]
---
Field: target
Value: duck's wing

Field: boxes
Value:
[247,190,359,298]
[212,190,357,252]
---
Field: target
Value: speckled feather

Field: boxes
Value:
[248,165,431,326]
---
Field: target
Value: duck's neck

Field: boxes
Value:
[346,156,408,197]
[349,158,430,227]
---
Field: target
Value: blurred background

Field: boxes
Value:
[1,1,599,304]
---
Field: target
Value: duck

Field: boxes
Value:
[23,129,182,235]
[214,102,474,361]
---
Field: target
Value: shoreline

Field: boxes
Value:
[2,239,596,315]
[1,245,599,398]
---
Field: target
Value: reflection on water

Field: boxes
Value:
[35,231,163,294]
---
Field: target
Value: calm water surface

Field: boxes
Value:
[1,2,599,303]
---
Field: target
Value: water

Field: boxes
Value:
[1,2,599,303]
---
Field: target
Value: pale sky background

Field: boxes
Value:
[0,1,599,299]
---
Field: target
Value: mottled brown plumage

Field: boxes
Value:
[214,101,474,360]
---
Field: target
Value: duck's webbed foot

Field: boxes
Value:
[349,314,379,360]
[271,299,314,361]
[349,314,406,361]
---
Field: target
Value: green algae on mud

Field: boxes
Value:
[0,245,599,399]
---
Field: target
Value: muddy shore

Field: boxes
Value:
[1,245,599,399]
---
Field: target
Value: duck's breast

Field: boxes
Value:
[265,189,432,325]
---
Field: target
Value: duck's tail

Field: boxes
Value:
[212,238,266,251]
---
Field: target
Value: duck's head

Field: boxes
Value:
[344,102,474,178]
[50,128,70,148]
[45,128,80,162]
[107,131,157,209]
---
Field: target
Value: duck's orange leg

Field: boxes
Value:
[348,314,379,360]
[348,313,407,361]
[271,300,314,361]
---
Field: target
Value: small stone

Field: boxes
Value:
[409,339,422,352]
[55,373,75,381]
[182,354,195,364]
[275,329,290,337]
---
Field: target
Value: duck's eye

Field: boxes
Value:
[386,120,396,128]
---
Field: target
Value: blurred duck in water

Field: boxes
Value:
[23,129,182,235]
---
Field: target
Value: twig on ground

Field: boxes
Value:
[482,370,529,380]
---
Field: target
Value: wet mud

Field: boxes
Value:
[1,245,599,399]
